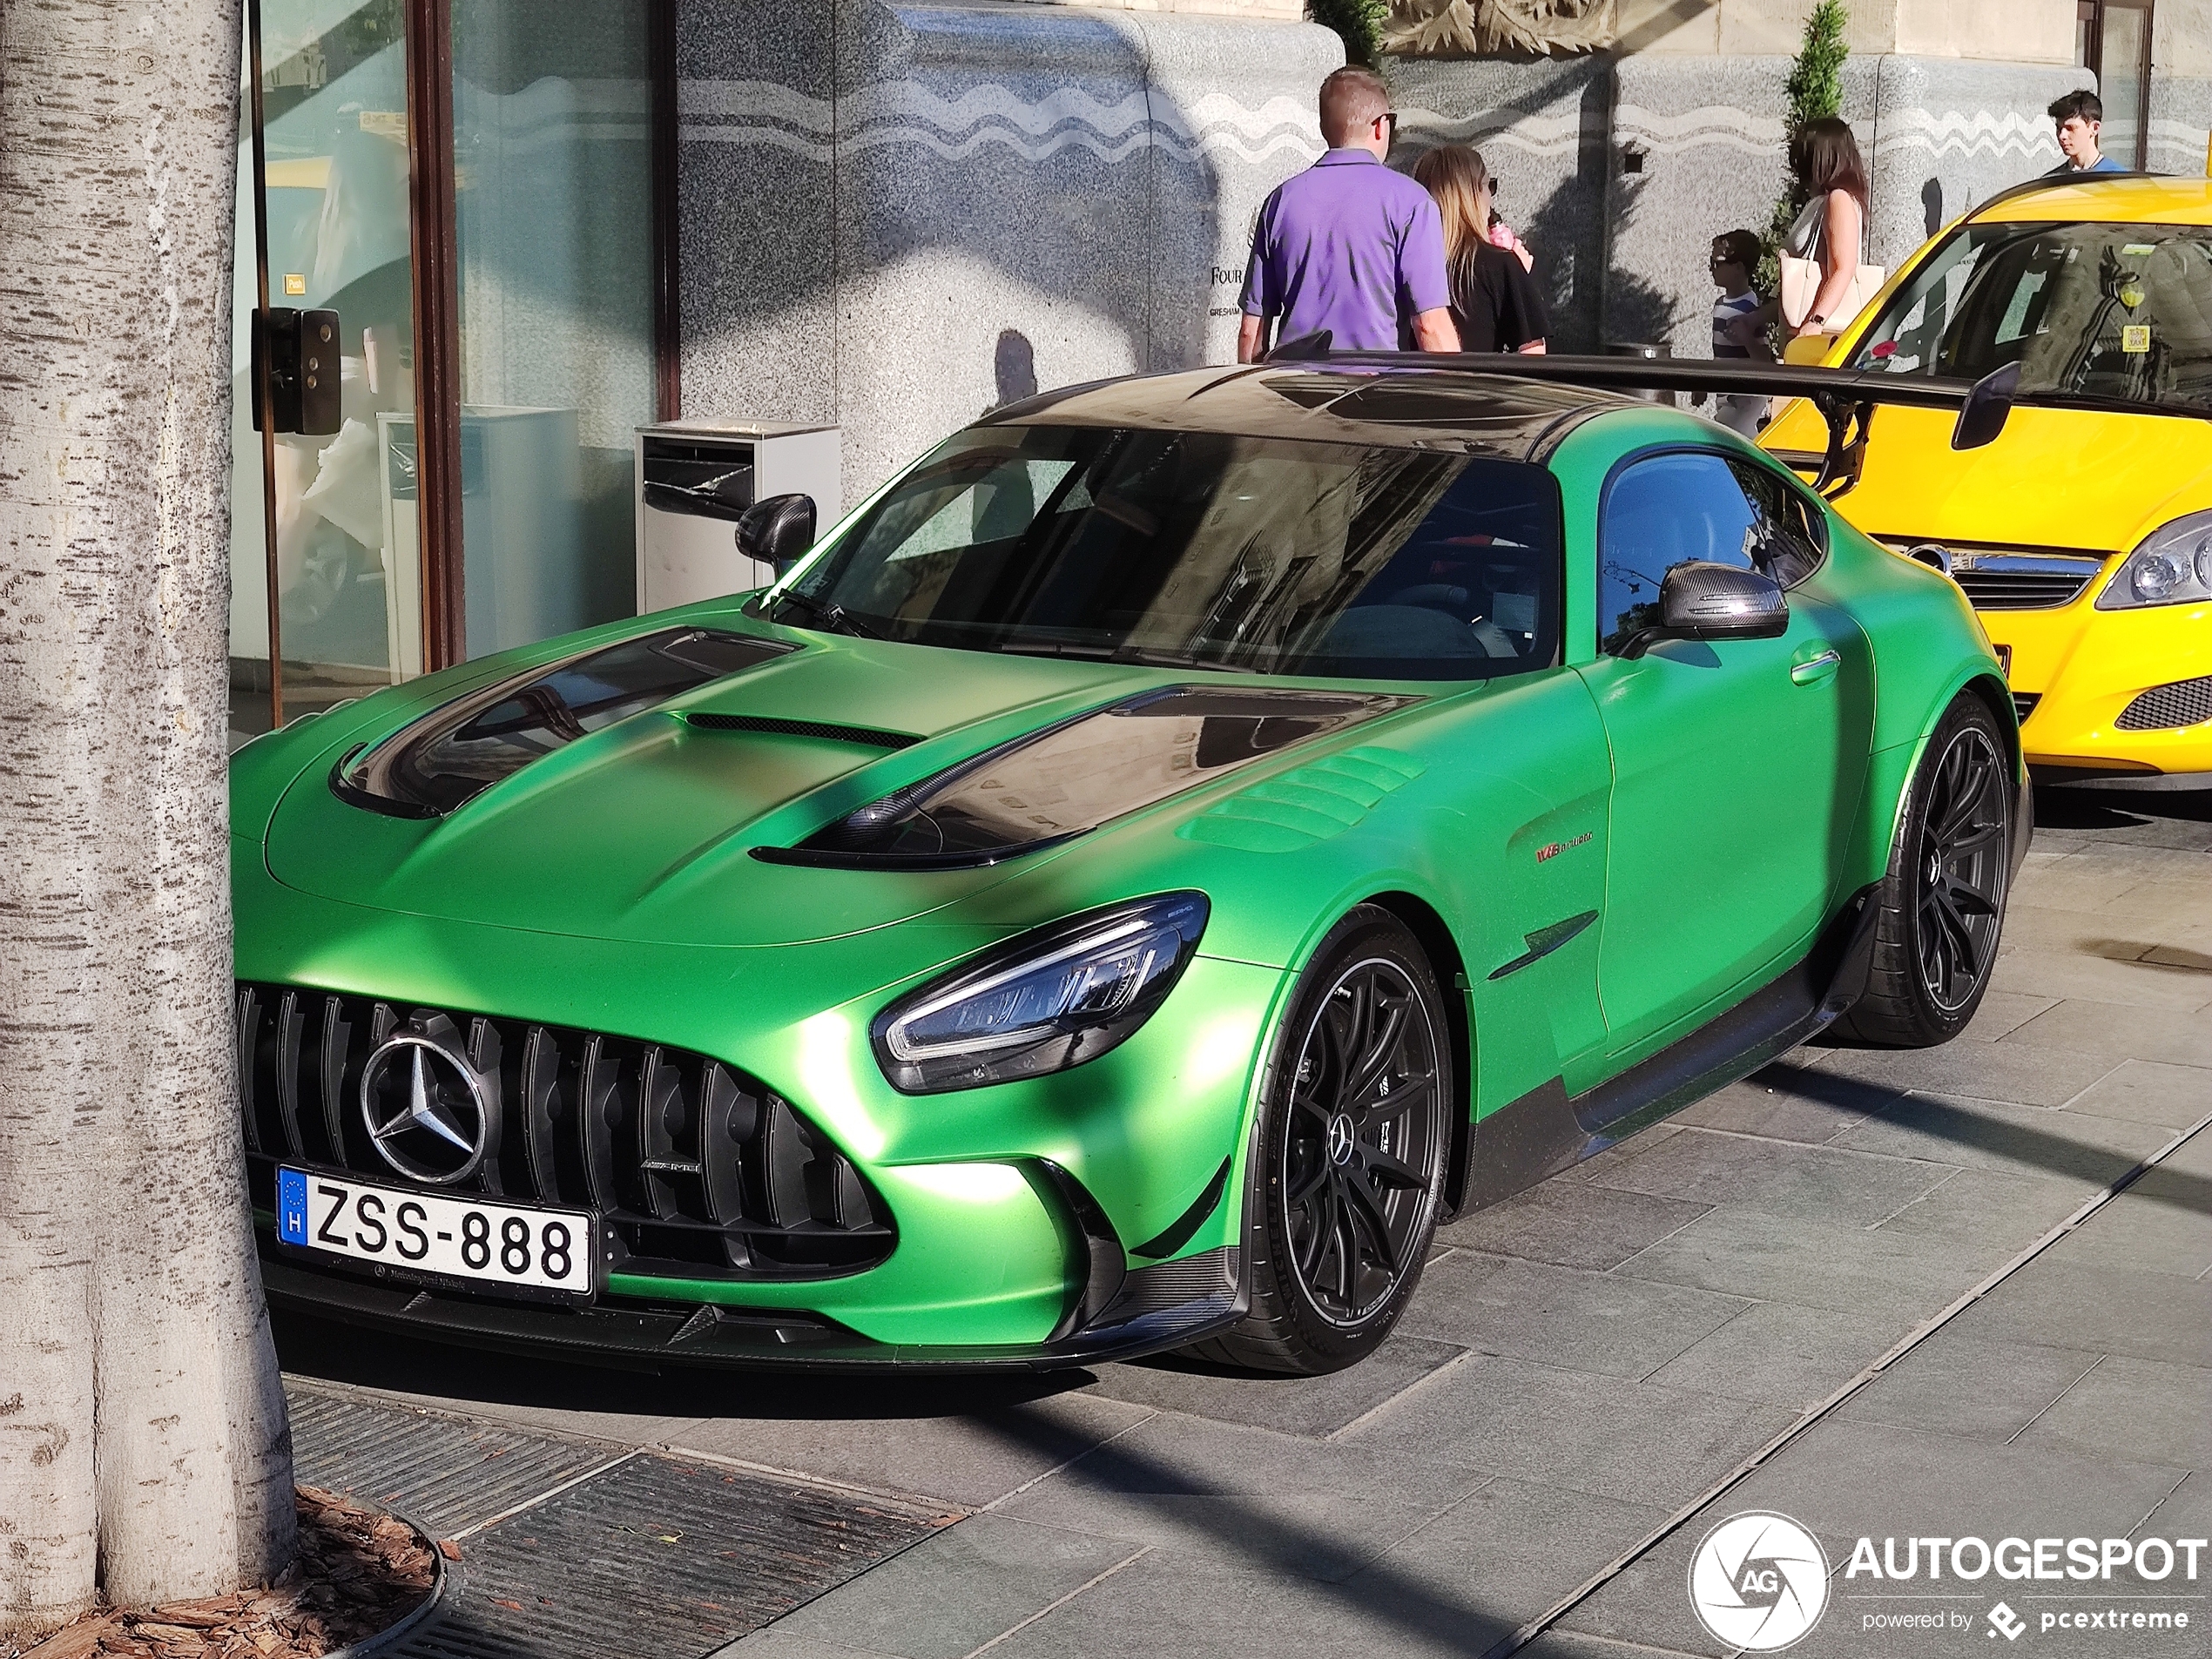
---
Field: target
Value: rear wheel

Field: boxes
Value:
[1835,693,2013,1047]
[1184,907,1451,1374]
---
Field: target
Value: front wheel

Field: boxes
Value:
[1183,907,1452,1374]
[1834,692,2014,1048]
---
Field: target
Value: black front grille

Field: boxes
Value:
[1952,570,2095,610]
[2013,691,2042,726]
[2115,675,2212,732]
[235,982,894,1280]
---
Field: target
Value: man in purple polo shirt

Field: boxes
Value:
[1237,66,1460,362]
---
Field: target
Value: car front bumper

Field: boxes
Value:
[236,840,1284,1367]
[1982,579,2212,785]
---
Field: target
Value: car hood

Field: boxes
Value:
[1804,405,2212,550]
[263,633,1161,947]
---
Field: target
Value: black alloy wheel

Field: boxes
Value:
[1185,907,1452,1374]
[1913,720,2009,1013]
[1836,693,2014,1047]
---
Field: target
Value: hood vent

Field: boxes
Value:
[686,711,917,749]
[756,685,1419,871]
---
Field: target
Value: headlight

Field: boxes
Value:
[872,893,1209,1093]
[2097,511,2212,610]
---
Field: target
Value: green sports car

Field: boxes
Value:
[232,359,2029,1374]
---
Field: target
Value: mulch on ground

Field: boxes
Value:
[18,1487,442,1659]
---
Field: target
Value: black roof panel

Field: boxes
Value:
[984,365,1631,460]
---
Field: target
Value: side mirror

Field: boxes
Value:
[1620,562,1789,659]
[1951,360,2020,451]
[737,493,816,576]
[1780,332,1833,367]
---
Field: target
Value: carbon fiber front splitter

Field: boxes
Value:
[259,1244,1243,1373]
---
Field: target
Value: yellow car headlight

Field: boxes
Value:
[2096,510,2212,611]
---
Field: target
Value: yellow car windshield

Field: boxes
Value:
[1847,220,2212,413]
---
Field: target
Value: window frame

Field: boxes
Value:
[1592,442,1830,659]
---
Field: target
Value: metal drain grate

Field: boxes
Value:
[389,1451,948,1659]
[287,1387,620,1538]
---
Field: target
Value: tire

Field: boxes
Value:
[1183,907,1453,1374]
[1833,692,2014,1048]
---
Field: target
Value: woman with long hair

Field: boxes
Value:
[1411,145,1548,354]
[1785,116,1871,337]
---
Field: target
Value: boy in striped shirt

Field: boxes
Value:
[1708,229,1772,438]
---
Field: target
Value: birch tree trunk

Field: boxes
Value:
[0,0,295,1637]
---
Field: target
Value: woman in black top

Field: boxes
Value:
[1411,145,1548,354]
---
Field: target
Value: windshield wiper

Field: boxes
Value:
[767,588,881,638]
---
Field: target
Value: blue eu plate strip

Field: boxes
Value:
[278,1168,309,1245]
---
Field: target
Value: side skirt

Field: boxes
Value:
[1453,885,1883,1216]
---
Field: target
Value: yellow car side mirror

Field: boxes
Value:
[1781,333,1835,367]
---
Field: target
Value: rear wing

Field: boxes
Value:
[1269,345,2020,497]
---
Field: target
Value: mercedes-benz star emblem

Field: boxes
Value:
[360,1033,492,1184]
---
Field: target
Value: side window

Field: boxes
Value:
[1726,458,1826,589]
[1597,452,1758,654]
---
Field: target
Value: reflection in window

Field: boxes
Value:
[1598,453,1822,655]
[1851,220,2212,410]
[782,424,1565,684]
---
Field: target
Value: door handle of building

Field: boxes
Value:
[1791,649,1842,686]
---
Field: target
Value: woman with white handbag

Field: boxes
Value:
[1781,117,1883,338]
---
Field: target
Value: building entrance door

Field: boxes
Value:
[229,0,671,745]
[230,0,425,743]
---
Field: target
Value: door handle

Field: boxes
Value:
[1791,648,1842,686]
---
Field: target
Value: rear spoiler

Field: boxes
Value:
[1266,341,2020,497]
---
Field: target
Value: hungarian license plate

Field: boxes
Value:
[277,1168,594,1298]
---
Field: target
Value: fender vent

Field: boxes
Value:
[1177,746,1427,852]
[2012,691,2041,726]
[2114,676,2212,732]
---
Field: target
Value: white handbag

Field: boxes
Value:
[1781,253,1885,333]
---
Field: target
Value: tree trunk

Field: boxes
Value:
[0,0,295,1638]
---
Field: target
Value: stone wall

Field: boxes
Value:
[2149,2,2212,180]
[678,0,1336,505]
[1399,45,2091,361]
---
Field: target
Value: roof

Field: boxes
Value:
[1972,173,2212,226]
[982,365,1632,462]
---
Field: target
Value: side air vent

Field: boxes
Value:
[234,982,893,1280]
[2012,691,2041,727]
[686,712,917,749]
[2115,676,2212,732]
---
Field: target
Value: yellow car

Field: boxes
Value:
[1767,175,2212,791]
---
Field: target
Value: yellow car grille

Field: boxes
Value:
[1876,540,2108,610]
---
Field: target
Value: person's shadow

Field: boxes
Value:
[990,327,1038,413]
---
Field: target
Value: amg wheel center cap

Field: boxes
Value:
[360,1032,492,1185]
[1325,1113,1356,1166]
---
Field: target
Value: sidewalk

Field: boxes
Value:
[275,786,2212,1659]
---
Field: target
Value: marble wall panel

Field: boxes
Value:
[1393,53,1612,351]
[1865,54,2088,267]
[2148,76,2212,180]
[678,0,839,428]
[831,2,1157,495]
[1137,10,1335,370]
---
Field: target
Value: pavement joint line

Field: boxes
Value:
[2000,1351,2108,1447]
[1477,1087,2212,1659]
[1588,1199,1720,1278]
[1864,1163,1966,1231]
[956,1544,1151,1659]
[653,1442,967,1521]
[974,1407,1158,1514]
[1323,1343,1479,1442]
[1602,1119,1973,1173]
[447,1446,641,1541]
[2130,1473,2204,1542]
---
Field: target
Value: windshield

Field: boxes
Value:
[1848,220,2212,411]
[772,424,1563,682]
